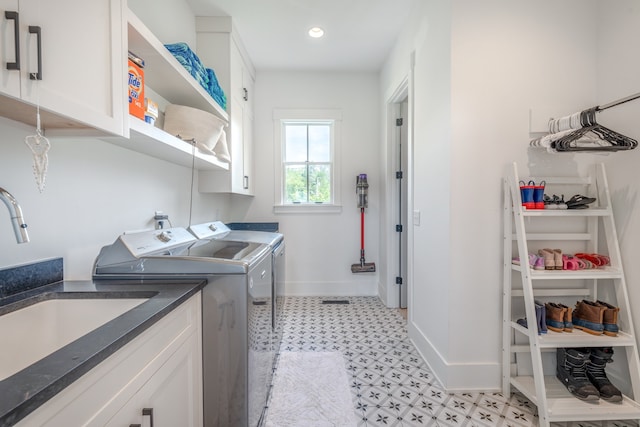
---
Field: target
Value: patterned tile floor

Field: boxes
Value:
[269,296,638,427]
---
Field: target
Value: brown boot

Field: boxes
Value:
[562,304,573,332]
[573,300,605,335]
[545,302,566,332]
[596,301,620,337]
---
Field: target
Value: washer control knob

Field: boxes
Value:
[208,223,217,232]
[158,231,172,242]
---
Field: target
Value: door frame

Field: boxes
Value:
[383,67,414,310]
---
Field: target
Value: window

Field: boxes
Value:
[274,109,342,213]
[284,122,332,204]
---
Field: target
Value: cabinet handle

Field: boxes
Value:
[4,11,20,70]
[28,26,42,80]
[243,87,248,101]
[142,408,154,427]
[129,425,141,427]
[243,175,249,189]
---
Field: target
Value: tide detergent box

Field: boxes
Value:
[128,51,145,119]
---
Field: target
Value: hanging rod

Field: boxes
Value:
[597,92,640,112]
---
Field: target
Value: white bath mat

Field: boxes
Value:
[264,351,357,427]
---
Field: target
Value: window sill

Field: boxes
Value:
[273,204,343,214]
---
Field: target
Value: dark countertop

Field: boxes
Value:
[0,279,206,426]
[227,222,279,232]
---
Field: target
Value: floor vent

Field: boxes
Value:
[322,300,350,304]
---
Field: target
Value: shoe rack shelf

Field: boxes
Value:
[503,162,640,426]
[511,322,636,348]
[512,376,640,423]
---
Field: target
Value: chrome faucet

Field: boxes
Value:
[0,187,29,244]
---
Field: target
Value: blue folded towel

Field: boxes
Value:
[206,68,227,111]
[164,42,227,111]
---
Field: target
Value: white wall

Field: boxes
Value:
[383,0,455,385]
[129,0,197,48]
[379,0,635,391]
[247,71,381,296]
[0,121,231,278]
[597,0,640,392]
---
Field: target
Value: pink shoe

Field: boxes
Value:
[512,253,543,270]
[562,255,579,270]
[532,255,545,270]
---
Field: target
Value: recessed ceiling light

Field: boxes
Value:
[308,27,324,38]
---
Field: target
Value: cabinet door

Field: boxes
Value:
[106,331,203,427]
[240,64,254,194]
[139,332,203,427]
[242,101,253,194]
[230,91,246,193]
[19,0,125,136]
[229,43,247,194]
[0,0,21,98]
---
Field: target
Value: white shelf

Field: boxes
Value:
[510,321,637,348]
[511,288,592,297]
[511,264,623,280]
[101,9,230,171]
[520,208,611,217]
[106,116,229,170]
[127,10,228,122]
[511,232,592,241]
[511,376,640,422]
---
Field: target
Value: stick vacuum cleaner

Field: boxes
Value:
[351,174,376,273]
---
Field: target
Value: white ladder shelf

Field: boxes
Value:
[503,162,640,426]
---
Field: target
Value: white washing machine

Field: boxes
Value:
[93,227,273,427]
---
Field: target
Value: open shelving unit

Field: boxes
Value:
[102,9,229,171]
[503,162,640,426]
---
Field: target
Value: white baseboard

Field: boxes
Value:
[283,281,378,297]
[408,321,502,392]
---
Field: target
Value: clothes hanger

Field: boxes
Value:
[551,107,638,152]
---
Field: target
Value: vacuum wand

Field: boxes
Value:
[352,174,376,273]
[360,207,366,267]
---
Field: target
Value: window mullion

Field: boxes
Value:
[306,125,310,203]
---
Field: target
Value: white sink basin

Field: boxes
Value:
[0,297,147,381]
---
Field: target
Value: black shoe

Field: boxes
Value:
[587,347,623,402]
[556,348,600,401]
[566,194,596,209]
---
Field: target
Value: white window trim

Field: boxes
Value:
[273,108,342,214]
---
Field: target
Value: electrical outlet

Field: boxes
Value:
[154,211,169,230]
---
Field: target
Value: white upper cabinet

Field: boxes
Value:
[0,0,126,136]
[196,16,255,195]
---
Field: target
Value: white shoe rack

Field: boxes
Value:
[503,162,640,426]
